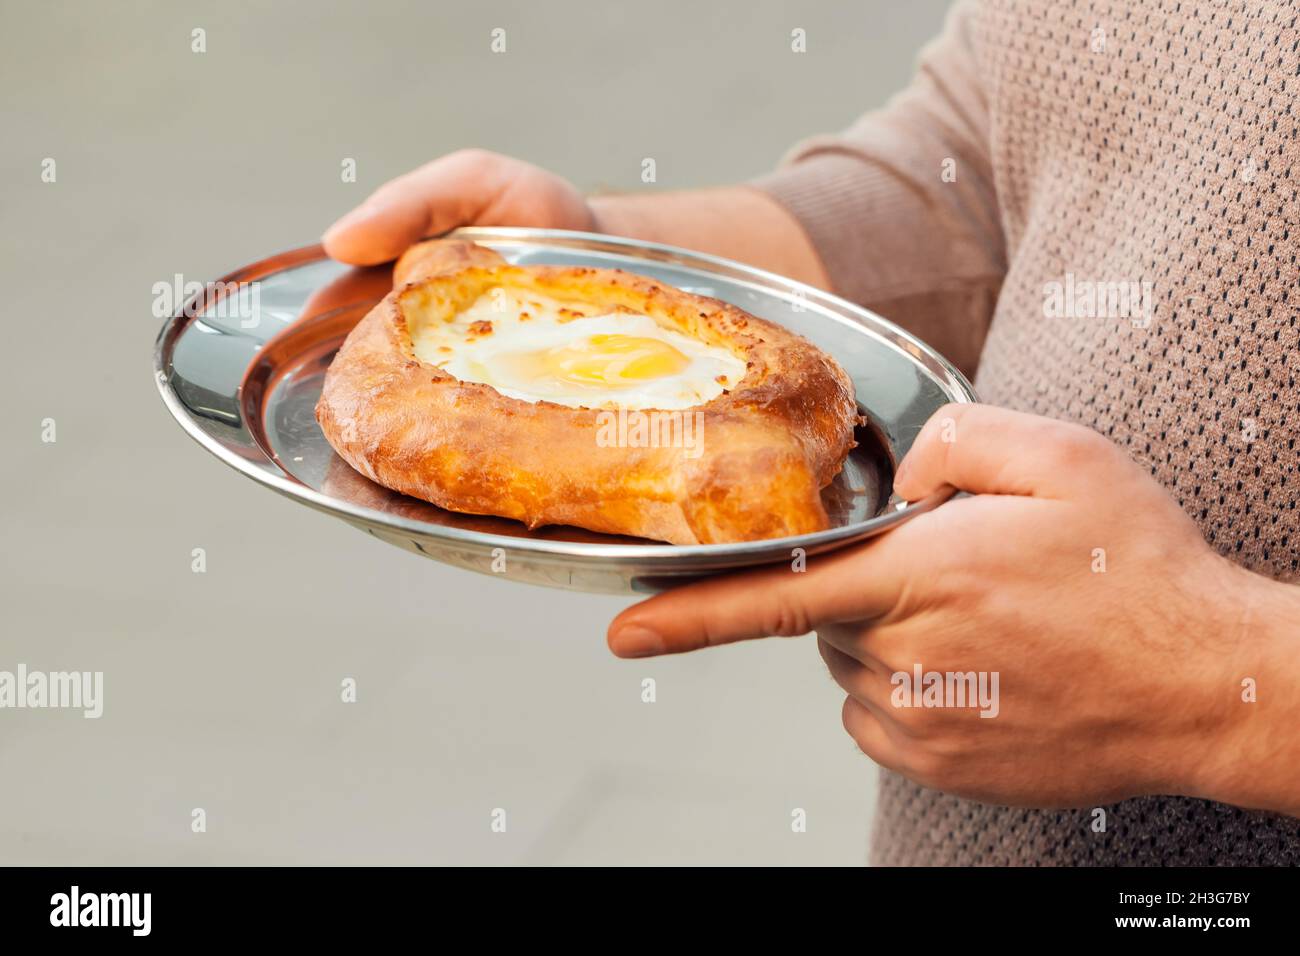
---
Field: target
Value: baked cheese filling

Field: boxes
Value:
[409,287,747,410]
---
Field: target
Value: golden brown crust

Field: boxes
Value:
[316,239,858,545]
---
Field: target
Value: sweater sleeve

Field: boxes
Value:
[750,0,1005,377]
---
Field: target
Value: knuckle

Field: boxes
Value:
[932,402,967,426]
[764,600,812,637]
[1049,422,1107,466]
[924,403,966,445]
[369,177,407,202]
[448,146,497,165]
[889,698,929,734]
[841,702,891,764]
[430,148,506,183]
[879,640,919,678]
[840,701,860,739]
[840,699,868,745]
[904,745,952,787]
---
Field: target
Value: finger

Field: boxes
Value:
[321,151,501,265]
[840,696,908,773]
[816,636,892,704]
[607,542,906,658]
[814,622,892,673]
[893,403,1113,501]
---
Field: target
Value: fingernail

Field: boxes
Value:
[893,455,913,490]
[612,625,665,658]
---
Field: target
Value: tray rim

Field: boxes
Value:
[153,228,978,566]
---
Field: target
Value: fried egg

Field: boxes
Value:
[409,287,748,410]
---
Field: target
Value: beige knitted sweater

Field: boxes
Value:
[756,0,1300,866]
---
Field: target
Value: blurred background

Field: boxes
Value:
[0,0,953,865]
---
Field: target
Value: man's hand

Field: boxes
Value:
[322,149,598,265]
[608,404,1300,812]
[319,149,832,287]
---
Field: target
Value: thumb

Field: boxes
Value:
[606,543,899,658]
[321,150,506,266]
[893,403,1111,501]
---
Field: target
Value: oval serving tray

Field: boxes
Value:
[154,227,977,593]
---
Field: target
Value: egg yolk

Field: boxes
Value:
[511,334,691,388]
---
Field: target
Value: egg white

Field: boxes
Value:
[409,287,748,410]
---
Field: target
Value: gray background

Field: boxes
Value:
[1,0,952,865]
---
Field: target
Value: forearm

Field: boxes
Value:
[589,186,831,291]
[1194,564,1300,817]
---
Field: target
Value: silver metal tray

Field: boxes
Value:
[154,228,977,593]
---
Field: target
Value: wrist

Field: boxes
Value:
[588,195,655,243]
[1184,559,1300,815]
